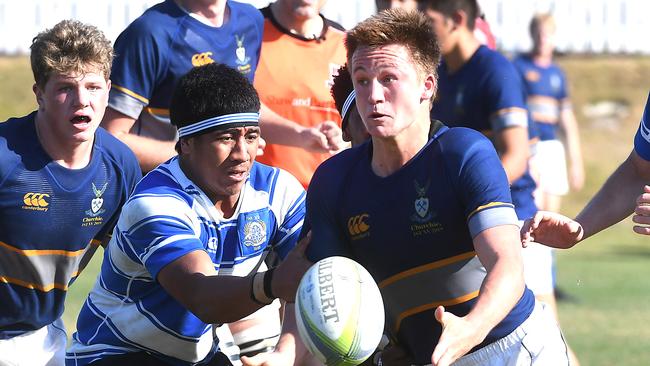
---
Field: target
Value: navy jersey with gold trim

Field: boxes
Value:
[0,113,140,338]
[431,45,537,219]
[305,125,535,365]
[109,0,262,127]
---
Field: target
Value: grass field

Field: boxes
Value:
[2,55,650,365]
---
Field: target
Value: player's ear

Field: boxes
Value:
[33,83,44,108]
[421,74,436,102]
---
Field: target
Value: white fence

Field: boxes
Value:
[1,0,650,55]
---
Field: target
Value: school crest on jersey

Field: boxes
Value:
[235,34,252,74]
[412,180,432,222]
[241,211,268,250]
[86,182,107,217]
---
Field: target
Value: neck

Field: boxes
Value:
[443,32,481,74]
[531,50,553,66]
[176,0,228,26]
[370,108,431,177]
[270,2,324,39]
[35,113,93,169]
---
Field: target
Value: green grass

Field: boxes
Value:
[3,55,650,364]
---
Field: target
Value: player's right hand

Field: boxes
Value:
[520,211,583,249]
[272,231,313,302]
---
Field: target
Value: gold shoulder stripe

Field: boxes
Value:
[112,85,149,104]
[467,201,514,219]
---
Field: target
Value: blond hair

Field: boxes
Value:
[529,13,556,38]
[30,20,113,87]
[346,9,440,79]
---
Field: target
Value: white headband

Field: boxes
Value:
[177,112,259,138]
[341,90,356,123]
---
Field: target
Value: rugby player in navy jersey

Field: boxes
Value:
[0,20,141,365]
[524,92,650,243]
[301,9,569,366]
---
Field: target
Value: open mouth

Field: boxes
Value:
[71,115,91,124]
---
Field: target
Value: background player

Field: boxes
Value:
[66,63,310,366]
[513,13,585,213]
[330,64,369,147]
[253,0,347,188]
[0,20,140,365]
[303,9,568,366]
[101,0,342,174]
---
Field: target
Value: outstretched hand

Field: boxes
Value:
[520,211,584,249]
[241,350,292,366]
[272,231,313,302]
[633,185,650,235]
[431,306,483,366]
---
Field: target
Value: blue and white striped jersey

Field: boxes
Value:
[66,157,305,366]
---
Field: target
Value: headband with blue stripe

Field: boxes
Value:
[341,90,356,123]
[177,112,260,138]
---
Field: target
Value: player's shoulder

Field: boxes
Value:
[94,128,140,172]
[437,126,494,158]
[249,162,304,195]
[229,0,264,26]
[119,0,185,39]
[312,143,367,187]
[476,46,518,73]
[0,113,37,178]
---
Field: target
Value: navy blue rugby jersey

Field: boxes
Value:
[0,112,140,338]
[513,54,570,141]
[305,124,535,365]
[109,0,263,126]
[431,45,537,219]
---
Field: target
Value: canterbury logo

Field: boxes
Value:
[348,214,370,236]
[23,193,50,207]
[192,52,215,67]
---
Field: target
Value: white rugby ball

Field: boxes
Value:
[295,256,385,366]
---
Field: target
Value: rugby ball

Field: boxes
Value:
[295,256,384,366]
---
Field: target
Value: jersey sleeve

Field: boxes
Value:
[634,92,650,161]
[486,59,529,132]
[108,21,169,119]
[303,161,351,262]
[268,169,306,260]
[444,129,519,237]
[115,193,206,280]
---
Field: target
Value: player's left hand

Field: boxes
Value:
[633,185,650,235]
[569,163,585,191]
[520,211,583,248]
[431,306,483,366]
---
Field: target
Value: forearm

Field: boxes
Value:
[468,226,525,339]
[259,103,308,147]
[466,255,524,340]
[560,109,583,169]
[116,132,177,172]
[274,304,308,365]
[576,152,649,239]
[500,152,527,184]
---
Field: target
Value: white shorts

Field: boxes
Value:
[532,140,569,196]
[451,301,569,366]
[0,318,67,366]
[522,242,555,296]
